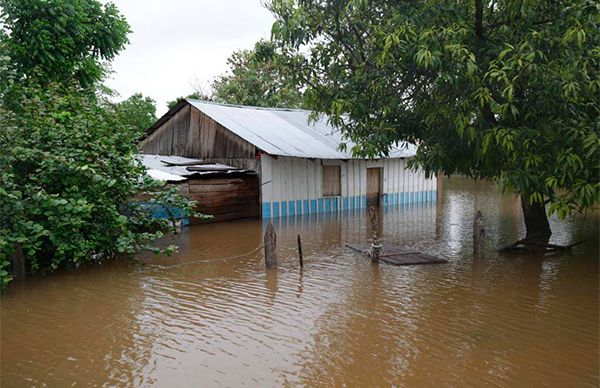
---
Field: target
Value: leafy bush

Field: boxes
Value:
[0,84,197,288]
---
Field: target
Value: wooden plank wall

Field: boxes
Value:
[140,104,259,174]
[141,105,192,155]
[140,103,263,220]
[188,175,259,223]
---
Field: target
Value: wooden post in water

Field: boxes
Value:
[11,243,25,280]
[264,223,277,267]
[368,206,382,263]
[473,210,485,259]
[297,234,303,268]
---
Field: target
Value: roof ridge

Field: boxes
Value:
[150,100,418,160]
[185,98,311,113]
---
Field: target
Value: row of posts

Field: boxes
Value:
[263,207,486,267]
[264,222,304,268]
[8,206,484,283]
[10,212,485,281]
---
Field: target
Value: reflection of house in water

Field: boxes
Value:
[258,203,439,256]
[140,99,437,221]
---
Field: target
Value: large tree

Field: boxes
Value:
[269,0,599,245]
[0,0,130,88]
[212,40,303,108]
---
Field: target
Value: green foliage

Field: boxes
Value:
[168,40,303,110]
[270,0,600,220]
[0,83,198,289]
[167,91,213,110]
[0,0,200,290]
[212,40,303,108]
[109,93,157,136]
[0,0,130,88]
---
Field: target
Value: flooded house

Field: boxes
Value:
[140,99,437,220]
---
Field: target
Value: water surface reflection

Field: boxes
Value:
[1,177,598,386]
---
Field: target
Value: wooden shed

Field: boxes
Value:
[140,155,259,223]
[140,99,437,220]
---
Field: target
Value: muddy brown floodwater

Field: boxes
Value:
[1,177,599,387]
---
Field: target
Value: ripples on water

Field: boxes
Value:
[1,178,598,387]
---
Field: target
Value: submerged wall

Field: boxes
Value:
[260,155,436,218]
[188,175,259,222]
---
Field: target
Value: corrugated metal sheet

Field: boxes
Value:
[186,100,416,159]
[137,154,252,183]
[146,169,187,182]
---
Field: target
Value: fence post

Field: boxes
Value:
[264,223,277,267]
[297,234,303,268]
[368,206,382,263]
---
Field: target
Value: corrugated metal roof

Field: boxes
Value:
[146,169,187,182]
[186,99,416,159]
[137,154,253,183]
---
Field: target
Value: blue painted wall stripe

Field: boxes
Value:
[261,190,436,218]
[262,202,271,218]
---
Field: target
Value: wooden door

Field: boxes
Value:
[322,165,341,197]
[367,167,382,206]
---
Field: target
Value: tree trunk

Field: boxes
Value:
[521,195,551,250]
[475,0,484,39]
[11,243,25,280]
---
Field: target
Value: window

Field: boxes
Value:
[322,165,341,196]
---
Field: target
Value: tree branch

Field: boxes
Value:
[475,0,484,39]
[481,101,498,125]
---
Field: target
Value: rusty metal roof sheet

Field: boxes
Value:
[186,100,417,159]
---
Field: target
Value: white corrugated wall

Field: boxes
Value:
[260,155,436,218]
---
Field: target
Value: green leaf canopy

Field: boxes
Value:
[270,0,599,219]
